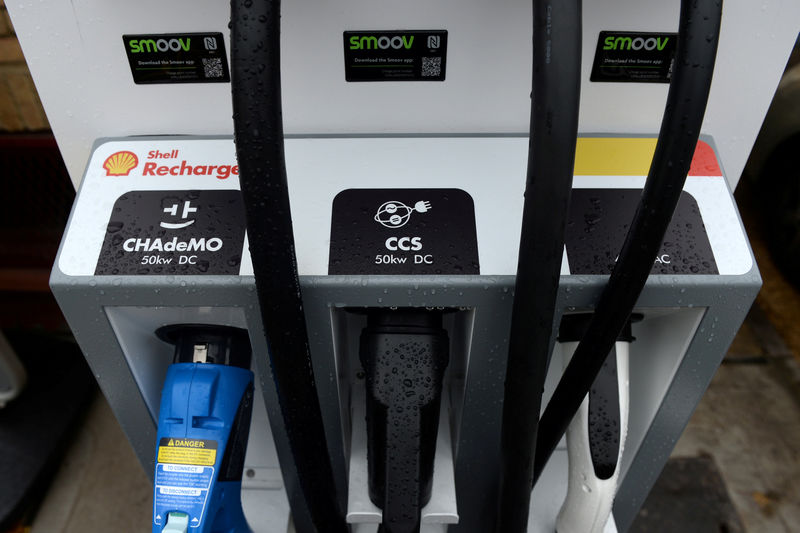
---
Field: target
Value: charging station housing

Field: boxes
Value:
[9,0,792,531]
[50,133,759,532]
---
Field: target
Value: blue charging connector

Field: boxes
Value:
[152,325,254,533]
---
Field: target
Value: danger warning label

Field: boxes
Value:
[157,438,217,466]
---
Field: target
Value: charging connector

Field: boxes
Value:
[152,324,254,533]
[360,309,450,533]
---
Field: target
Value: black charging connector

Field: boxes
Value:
[557,314,640,481]
[360,309,450,533]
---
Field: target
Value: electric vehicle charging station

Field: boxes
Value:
[7,0,798,531]
[47,133,760,533]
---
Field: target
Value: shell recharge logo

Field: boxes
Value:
[103,151,139,176]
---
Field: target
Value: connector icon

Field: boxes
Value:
[414,200,432,213]
[374,200,432,229]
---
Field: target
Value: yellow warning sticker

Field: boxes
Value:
[157,437,217,466]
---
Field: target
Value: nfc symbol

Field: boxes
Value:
[428,35,440,49]
[204,37,218,50]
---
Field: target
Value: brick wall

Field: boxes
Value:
[0,0,50,131]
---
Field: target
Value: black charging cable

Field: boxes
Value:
[229,1,348,531]
[360,309,450,533]
[533,0,723,485]
[496,0,582,531]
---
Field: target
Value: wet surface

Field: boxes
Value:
[667,306,800,532]
[588,346,621,481]
[631,456,746,533]
[17,182,800,532]
[565,189,717,275]
[652,183,800,533]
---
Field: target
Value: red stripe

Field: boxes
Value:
[689,140,721,176]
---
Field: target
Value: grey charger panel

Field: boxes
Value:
[50,135,760,532]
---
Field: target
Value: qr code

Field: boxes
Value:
[421,57,441,77]
[202,58,224,78]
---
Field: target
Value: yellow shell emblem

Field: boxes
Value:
[103,151,138,176]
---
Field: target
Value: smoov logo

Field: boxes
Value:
[349,35,415,50]
[603,35,669,52]
[129,38,191,53]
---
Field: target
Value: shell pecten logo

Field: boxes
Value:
[103,151,139,176]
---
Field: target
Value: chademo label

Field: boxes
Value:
[95,190,246,276]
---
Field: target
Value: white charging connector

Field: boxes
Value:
[556,340,630,533]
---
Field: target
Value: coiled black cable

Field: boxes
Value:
[229,1,348,531]
[532,0,723,485]
[496,1,582,531]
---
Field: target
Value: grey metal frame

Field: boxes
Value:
[50,135,761,532]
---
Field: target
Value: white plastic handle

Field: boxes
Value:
[556,340,629,533]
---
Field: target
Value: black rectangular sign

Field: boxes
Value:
[96,190,245,275]
[565,189,718,275]
[123,32,230,84]
[591,31,677,83]
[343,30,448,82]
[329,188,478,275]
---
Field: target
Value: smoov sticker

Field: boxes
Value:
[343,30,448,82]
[591,31,677,83]
[123,32,230,84]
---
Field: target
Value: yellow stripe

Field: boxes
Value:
[574,137,657,176]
